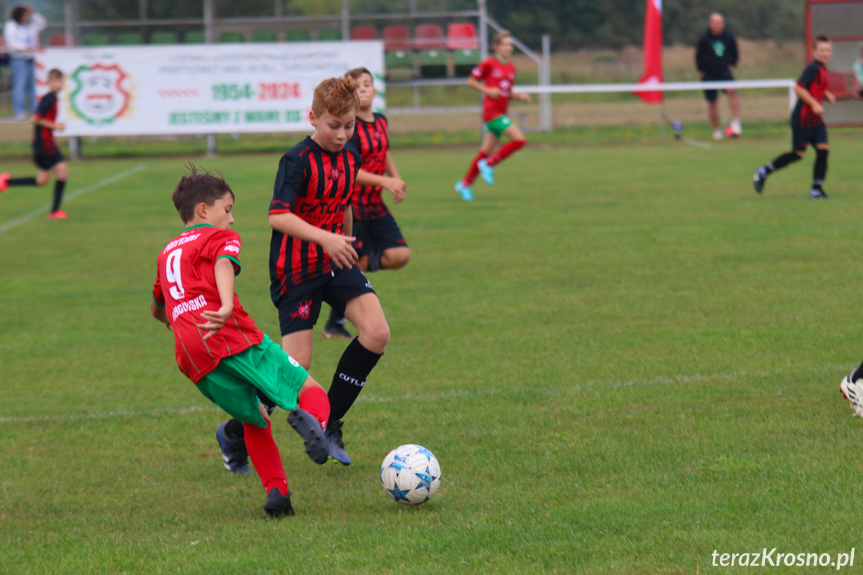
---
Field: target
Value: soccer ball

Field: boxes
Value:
[379,444,441,505]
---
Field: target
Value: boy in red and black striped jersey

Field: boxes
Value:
[151,167,332,517]
[753,36,836,199]
[267,76,390,466]
[0,69,69,218]
[321,67,409,341]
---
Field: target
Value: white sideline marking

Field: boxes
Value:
[0,363,846,424]
[0,163,148,235]
[684,138,713,150]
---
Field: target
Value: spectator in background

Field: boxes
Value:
[696,13,741,140]
[3,5,45,119]
[854,46,863,98]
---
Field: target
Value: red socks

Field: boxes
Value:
[298,385,331,431]
[243,421,288,495]
[462,152,488,186]
[487,140,526,167]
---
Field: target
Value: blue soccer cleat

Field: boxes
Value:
[809,188,828,200]
[477,158,494,185]
[325,419,351,465]
[454,181,473,202]
[216,421,251,475]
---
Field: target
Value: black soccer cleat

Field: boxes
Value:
[287,408,329,464]
[322,320,354,340]
[752,166,767,194]
[809,188,828,200]
[264,488,295,517]
[325,419,352,466]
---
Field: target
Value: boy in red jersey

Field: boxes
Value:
[0,69,70,218]
[321,67,409,341]
[151,167,331,517]
[267,75,390,467]
[752,36,836,199]
[455,30,531,202]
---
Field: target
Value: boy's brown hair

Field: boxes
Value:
[346,67,373,82]
[171,164,234,223]
[492,30,512,48]
[48,68,63,80]
[814,35,831,48]
[311,76,360,118]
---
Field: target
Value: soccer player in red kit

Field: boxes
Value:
[321,67,409,340]
[0,68,70,218]
[267,76,390,467]
[455,30,532,202]
[753,36,836,199]
[151,167,331,517]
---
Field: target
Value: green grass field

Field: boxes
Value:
[2,130,863,574]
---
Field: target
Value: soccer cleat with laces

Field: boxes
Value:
[287,408,329,464]
[46,210,67,219]
[477,158,495,185]
[0,172,10,193]
[263,488,295,517]
[454,181,473,202]
[753,167,767,194]
[325,419,351,465]
[215,421,251,475]
[840,373,863,417]
[322,320,354,340]
[809,188,828,200]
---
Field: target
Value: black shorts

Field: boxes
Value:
[274,265,376,336]
[702,69,734,102]
[34,152,64,171]
[792,124,828,152]
[353,214,408,258]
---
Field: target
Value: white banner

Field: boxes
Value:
[36,41,385,136]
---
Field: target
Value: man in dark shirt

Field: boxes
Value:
[695,13,741,140]
[752,36,836,199]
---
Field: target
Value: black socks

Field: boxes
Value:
[766,152,802,174]
[7,177,37,186]
[327,338,382,426]
[51,180,66,213]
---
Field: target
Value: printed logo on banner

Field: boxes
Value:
[69,64,132,124]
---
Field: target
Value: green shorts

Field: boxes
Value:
[485,115,513,138]
[196,334,309,428]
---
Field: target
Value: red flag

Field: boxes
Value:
[636,0,663,104]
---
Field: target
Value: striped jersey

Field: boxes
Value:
[152,224,264,383]
[269,136,362,298]
[33,91,59,156]
[350,113,391,221]
[792,60,829,128]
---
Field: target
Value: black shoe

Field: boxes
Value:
[287,408,329,464]
[215,421,251,475]
[809,188,828,199]
[322,320,354,340]
[753,166,767,194]
[325,419,351,465]
[264,488,295,517]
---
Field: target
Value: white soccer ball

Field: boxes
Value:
[379,444,441,505]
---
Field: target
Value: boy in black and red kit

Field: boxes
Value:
[269,75,390,466]
[753,36,836,199]
[0,68,69,218]
[321,67,409,340]
[151,167,331,517]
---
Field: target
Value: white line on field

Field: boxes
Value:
[0,362,846,424]
[0,163,148,235]
[684,138,713,150]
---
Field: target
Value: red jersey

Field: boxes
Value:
[350,113,391,221]
[269,136,362,298]
[152,224,264,383]
[33,92,59,156]
[792,60,829,128]
[471,56,516,122]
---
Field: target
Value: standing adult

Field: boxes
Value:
[853,46,863,98]
[695,12,741,140]
[3,5,45,119]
